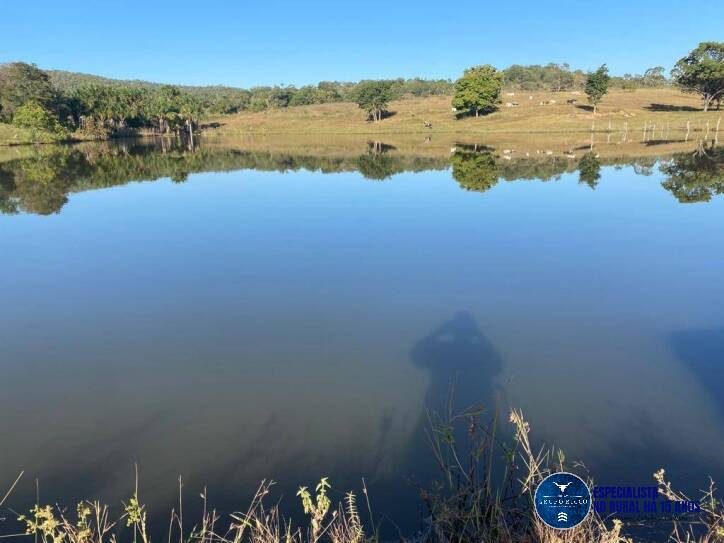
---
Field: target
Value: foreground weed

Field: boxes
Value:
[4,410,722,543]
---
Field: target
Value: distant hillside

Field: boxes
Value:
[46,69,244,94]
[47,69,252,114]
[43,68,454,114]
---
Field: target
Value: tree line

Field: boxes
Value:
[0,62,205,138]
[1,41,721,135]
[445,42,722,119]
[0,63,456,135]
[501,63,669,92]
[47,69,454,113]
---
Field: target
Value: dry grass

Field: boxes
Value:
[2,409,720,543]
[208,89,723,136]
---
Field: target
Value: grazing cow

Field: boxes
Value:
[566,99,578,105]
[571,91,581,95]
[511,101,519,106]
[506,92,515,96]
[424,121,433,129]
[451,107,457,112]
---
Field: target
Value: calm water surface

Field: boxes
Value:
[1,139,723,535]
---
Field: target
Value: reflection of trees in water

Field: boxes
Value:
[0,141,228,214]
[578,152,601,189]
[450,149,499,193]
[356,141,399,180]
[498,156,574,182]
[0,140,449,215]
[632,157,657,176]
[3,138,722,214]
[451,143,721,199]
[660,144,724,203]
[451,146,582,192]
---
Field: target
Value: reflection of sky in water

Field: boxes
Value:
[1,160,723,534]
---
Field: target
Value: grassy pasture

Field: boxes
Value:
[0,123,47,145]
[2,89,720,147]
[209,88,722,136]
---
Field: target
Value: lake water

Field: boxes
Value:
[1,137,723,537]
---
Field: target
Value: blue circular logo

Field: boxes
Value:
[534,472,591,529]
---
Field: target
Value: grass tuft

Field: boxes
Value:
[3,409,721,543]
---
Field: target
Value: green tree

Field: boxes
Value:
[672,42,724,112]
[502,63,585,91]
[643,66,667,87]
[289,86,318,106]
[114,87,150,127]
[179,93,202,144]
[150,85,182,133]
[452,65,502,118]
[578,152,601,189]
[12,101,66,136]
[584,65,610,114]
[0,62,56,122]
[353,81,392,122]
[266,87,295,108]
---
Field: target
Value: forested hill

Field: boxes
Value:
[47,69,252,114]
[44,69,455,114]
[48,69,248,94]
[46,63,669,114]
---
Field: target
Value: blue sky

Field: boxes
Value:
[2,0,721,88]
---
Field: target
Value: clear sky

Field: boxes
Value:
[2,0,721,88]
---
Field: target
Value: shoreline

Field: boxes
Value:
[2,88,721,148]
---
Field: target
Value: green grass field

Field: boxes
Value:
[0,122,74,146]
[0,123,41,145]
